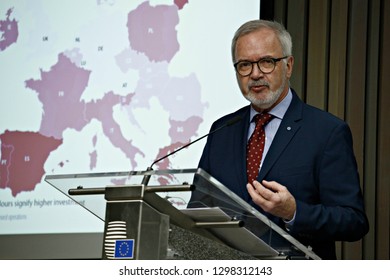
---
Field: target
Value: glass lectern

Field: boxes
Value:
[45,168,320,260]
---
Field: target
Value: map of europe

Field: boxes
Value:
[0,1,206,197]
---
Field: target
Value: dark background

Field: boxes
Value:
[261,0,389,260]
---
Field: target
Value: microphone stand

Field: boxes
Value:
[140,115,242,186]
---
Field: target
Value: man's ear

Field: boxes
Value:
[286,56,294,78]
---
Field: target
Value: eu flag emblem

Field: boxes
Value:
[114,239,134,259]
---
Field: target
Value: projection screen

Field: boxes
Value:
[0,0,260,259]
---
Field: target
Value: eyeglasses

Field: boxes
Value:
[233,56,288,76]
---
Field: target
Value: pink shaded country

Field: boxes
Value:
[154,116,202,184]
[115,45,207,122]
[92,134,98,147]
[154,141,185,185]
[115,47,148,73]
[127,2,179,62]
[169,116,203,143]
[130,61,205,121]
[85,91,145,169]
[160,74,205,121]
[26,53,145,170]
[0,131,62,196]
[0,8,18,51]
[63,48,83,66]
[25,53,91,139]
[174,0,189,10]
[89,150,97,170]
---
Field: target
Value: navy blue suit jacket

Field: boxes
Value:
[193,90,369,259]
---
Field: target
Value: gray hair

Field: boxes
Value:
[231,20,292,62]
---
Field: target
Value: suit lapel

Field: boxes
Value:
[233,108,251,200]
[258,92,304,181]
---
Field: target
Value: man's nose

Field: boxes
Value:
[250,63,265,79]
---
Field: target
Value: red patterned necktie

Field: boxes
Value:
[246,113,273,183]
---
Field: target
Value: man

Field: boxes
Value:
[190,20,369,259]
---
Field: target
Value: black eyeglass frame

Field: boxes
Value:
[233,56,289,76]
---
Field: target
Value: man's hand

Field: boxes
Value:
[247,180,296,220]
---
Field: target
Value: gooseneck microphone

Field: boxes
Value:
[140,115,242,186]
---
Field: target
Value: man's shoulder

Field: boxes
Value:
[302,102,346,126]
[290,90,346,126]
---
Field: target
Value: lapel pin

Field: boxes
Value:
[287,126,292,131]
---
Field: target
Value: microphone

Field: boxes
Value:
[141,115,242,185]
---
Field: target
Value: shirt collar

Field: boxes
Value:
[249,88,292,122]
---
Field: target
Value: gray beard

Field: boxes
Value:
[244,77,287,110]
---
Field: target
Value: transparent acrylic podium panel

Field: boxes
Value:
[45,168,320,260]
[45,169,196,222]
